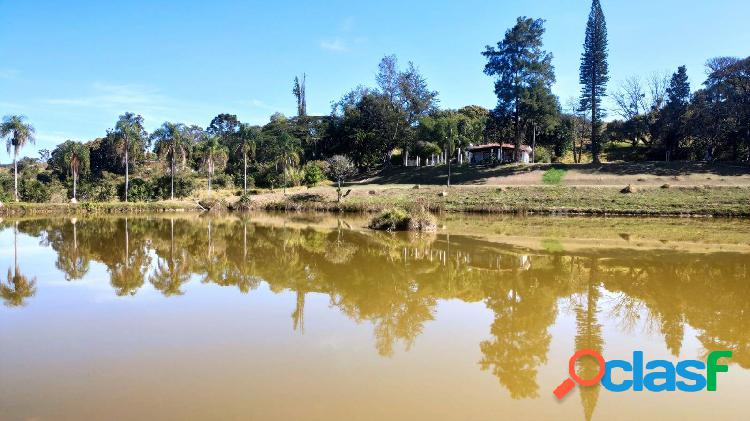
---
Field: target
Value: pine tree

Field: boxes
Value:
[662,66,690,161]
[483,17,556,162]
[579,0,609,164]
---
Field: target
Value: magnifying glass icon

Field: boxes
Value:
[553,349,605,400]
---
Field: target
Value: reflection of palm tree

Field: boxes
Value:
[1,222,37,306]
[110,218,148,296]
[150,218,192,296]
[55,219,90,281]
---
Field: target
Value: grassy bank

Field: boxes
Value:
[0,201,201,216]
[248,185,750,217]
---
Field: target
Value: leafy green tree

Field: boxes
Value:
[207,113,240,144]
[113,112,147,202]
[579,0,610,163]
[1,115,36,201]
[334,92,402,169]
[690,57,750,161]
[152,122,192,200]
[326,155,355,202]
[483,17,556,162]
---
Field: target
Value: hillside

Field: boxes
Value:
[358,161,750,187]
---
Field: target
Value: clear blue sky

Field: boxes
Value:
[1,0,748,162]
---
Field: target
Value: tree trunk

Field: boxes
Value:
[243,153,248,194]
[171,152,175,200]
[447,149,451,187]
[532,123,537,163]
[124,139,129,202]
[514,96,521,162]
[73,171,77,200]
[13,151,18,202]
[591,76,601,164]
[208,158,213,196]
[14,222,18,275]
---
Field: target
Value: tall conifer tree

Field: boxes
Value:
[579,0,609,163]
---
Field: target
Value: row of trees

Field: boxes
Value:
[483,0,749,164]
[609,57,750,161]
[3,0,749,202]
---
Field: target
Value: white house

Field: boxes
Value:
[466,143,532,164]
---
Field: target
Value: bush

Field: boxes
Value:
[407,208,438,232]
[542,168,567,185]
[283,167,304,187]
[155,175,196,199]
[92,182,119,202]
[232,193,254,211]
[369,208,410,231]
[19,177,52,202]
[303,161,328,187]
[212,173,234,189]
[533,146,552,163]
[0,173,13,201]
[233,173,255,190]
[119,178,156,202]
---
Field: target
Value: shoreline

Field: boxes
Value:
[2,184,749,218]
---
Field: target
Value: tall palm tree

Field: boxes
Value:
[0,115,36,202]
[198,135,228,196]
[61,141,90,202]
[236,124,259,194]
[153,122,191,200]
[114,113,146,202]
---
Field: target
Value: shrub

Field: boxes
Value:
[120,178,156,202]
[369,208,410,231]
[213,173,234,189]
[232,193,254,211]
[303,161,328,187]
[19,177,52,202]
[155,175,196,199]
[283,167,304,187]
[91,182,119,202]
[534,146,552,163]
[233,173,255,190]
[0,173,13,201]
[542,168,567,185]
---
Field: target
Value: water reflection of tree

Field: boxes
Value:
[110,218,150,296]
[1,222,37,307]
[150,218,193,296]
[6,216,750,398]
[54,219,90,281]
[573,259,603,421]
[478,253,572,399]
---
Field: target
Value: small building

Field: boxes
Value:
[466,143,532,164]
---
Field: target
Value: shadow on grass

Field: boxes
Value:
[354,161,750,185]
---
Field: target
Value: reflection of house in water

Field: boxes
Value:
[399,238,533,272]
[467,143,532,164]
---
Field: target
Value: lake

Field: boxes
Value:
[1,213,749,420]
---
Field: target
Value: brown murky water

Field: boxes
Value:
[1,214,749,420]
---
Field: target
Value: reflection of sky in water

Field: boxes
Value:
[1,215,749,421]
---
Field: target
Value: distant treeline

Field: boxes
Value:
[1,0,748,203]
